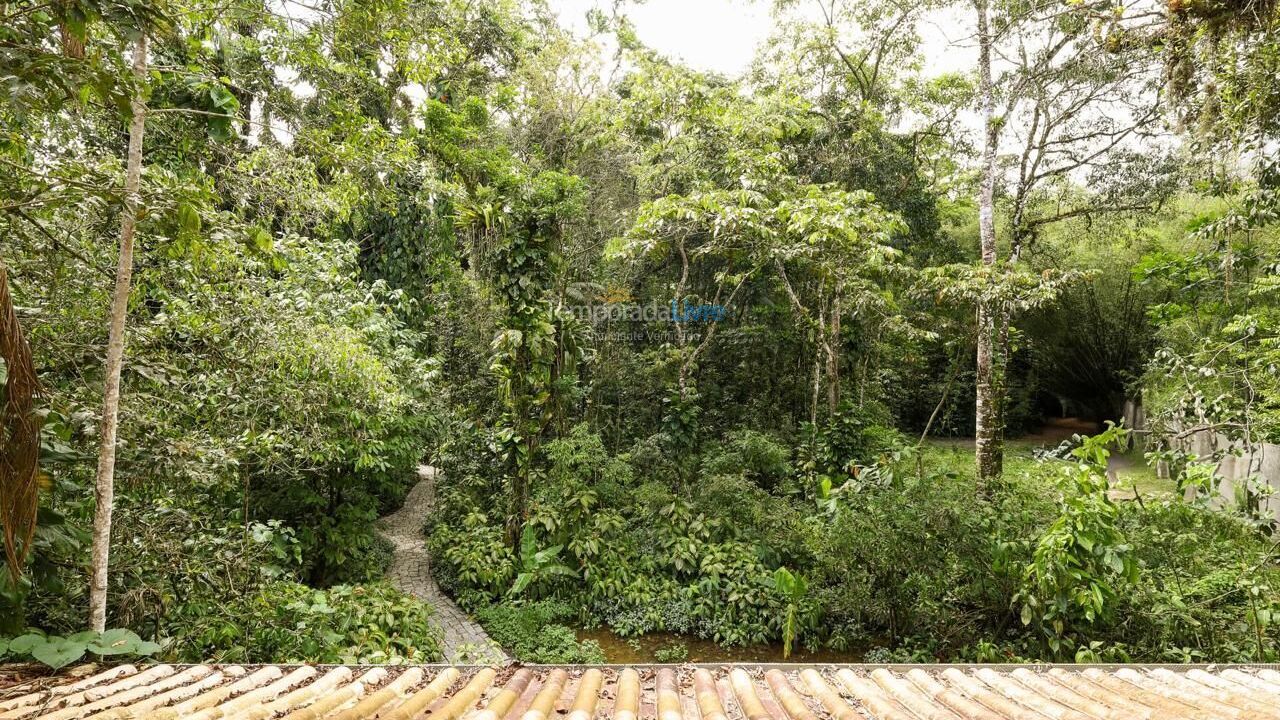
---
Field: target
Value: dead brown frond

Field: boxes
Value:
[0,266,42,579]
[58,22,85,60]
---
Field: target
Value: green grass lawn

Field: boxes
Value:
[1108,448,1179,498]
[918,438,1178,500]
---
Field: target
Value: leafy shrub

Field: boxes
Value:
[432,510,515,608]
[653,641,688,663]
[190,581,442,664]
[0,493,87,634]
[25,494,443,665]
[808,448,1010,653]
[121,236,434,586]
[0,629,160,670]
[544,425,635,501]
[13,230,436,652]
[803,402,905,476]
[694,473,809,568]
[773,567,816,658]
[623,435,683,489]
[1116,498,1280,662]
[701,430,791,490]
[429,419,1280,664]
[510,527,577,598]
[24,495,300,646]
[1015,426,1138,657]
[863,642,935,663]
[474,601,605,663]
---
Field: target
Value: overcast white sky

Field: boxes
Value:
[549,0,772,75]
[547,0,977,78]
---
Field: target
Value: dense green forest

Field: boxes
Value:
[1,0,1279,668]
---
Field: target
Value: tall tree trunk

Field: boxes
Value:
[993,226,1033,475]
[89,36,148,633]
[974,0,1003,485]
[810,349,822,426]
[505,419,533,553]
[825,300,840,415]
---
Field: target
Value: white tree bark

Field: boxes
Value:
[89,35,148,632]
[974,0,1003,484]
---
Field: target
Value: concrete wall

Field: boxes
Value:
[1124,397,1280,521]
[1168,428,1280,522]
[1121,399,1144,452]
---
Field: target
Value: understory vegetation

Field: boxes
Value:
[2,0,1279,665]
[430,421,1280,663]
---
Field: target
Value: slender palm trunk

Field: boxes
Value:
[89,36,148,632]
[974,0,1003,485]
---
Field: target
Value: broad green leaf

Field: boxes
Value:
[32,638,88,670]
[8,633,43,654]
[88,629,142,656]
[177,203,201,236]
[511,573,532,595]
[133,641,162,656]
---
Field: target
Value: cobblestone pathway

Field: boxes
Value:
[378,465,509,664]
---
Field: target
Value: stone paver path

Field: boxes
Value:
[378,465,508,663]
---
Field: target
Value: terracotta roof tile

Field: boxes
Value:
[1,664,1277,720]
